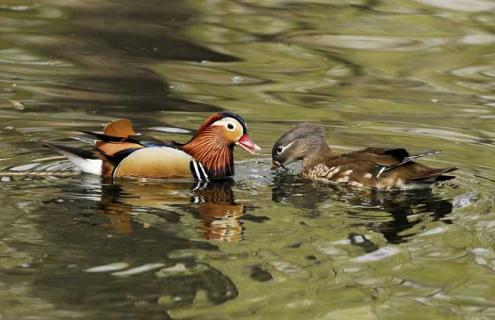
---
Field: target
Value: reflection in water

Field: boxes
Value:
[29,176,242,318]
[95,178,263,242]
[272,172,453,244]
[191,181,245,242]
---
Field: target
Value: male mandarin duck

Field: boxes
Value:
[43,112,259,180]
[272,123,457,190]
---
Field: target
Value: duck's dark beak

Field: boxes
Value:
[271,160,282,170]
[236,134,260,155]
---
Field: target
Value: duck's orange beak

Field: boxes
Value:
[236,134,260,155]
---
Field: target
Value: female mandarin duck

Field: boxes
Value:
[43,112,259,181]
[272,123,457,190]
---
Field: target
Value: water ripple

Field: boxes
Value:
[415,0,495,12]
[290,34,448,51]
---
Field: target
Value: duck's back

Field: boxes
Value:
[303,148,456,190]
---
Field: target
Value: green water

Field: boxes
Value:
[1,0,494,319]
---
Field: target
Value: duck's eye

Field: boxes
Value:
[276,146,284,154]
[226,123,235,130]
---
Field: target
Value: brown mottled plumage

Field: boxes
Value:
[272,123,457,190]
[43,112,259,180]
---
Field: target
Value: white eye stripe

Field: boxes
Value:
[211,117,239,131]
[276,141,295,154]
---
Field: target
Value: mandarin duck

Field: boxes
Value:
[43,112,259,180]
[272,123,457,190]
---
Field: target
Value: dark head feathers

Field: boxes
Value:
[272,123,327,164]
[273,123,324,150]
[195,111,248,136]
[219,111,248,133]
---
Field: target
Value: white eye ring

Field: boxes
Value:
[226,122,235,131]
[276,141,294,154]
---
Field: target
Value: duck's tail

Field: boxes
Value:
[397,166,457,190]
[42,142,103,176]
[406,166,457,183]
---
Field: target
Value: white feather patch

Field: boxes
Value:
[64,154,102,176]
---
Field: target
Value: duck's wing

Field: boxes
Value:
[82,118,175,157]
[313,148,456,189]
[43,119,199,178]
[356,148,457,184]
[43,141,202,179]
[358,148,453,177]
[87,119,203,179]
[357,147,410,168]
[321,148,410,174]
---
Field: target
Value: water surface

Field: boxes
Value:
[1,0,494,319]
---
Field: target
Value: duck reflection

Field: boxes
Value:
[38,176,240,317]
[192,181,245,242]
[272,173,453,244]
[97,178,247,242]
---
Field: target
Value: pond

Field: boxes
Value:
[1,0,494,319]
